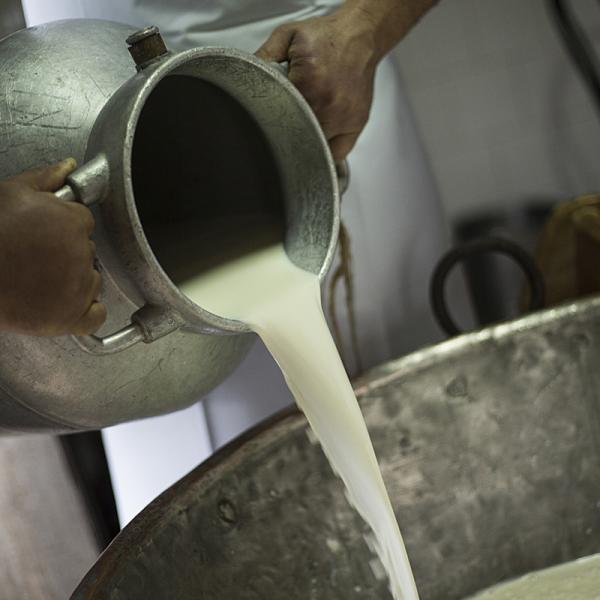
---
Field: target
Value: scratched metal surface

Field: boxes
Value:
[0,20,133,175]
[72,298,600,599]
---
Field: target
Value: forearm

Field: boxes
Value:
[342,0,439,60]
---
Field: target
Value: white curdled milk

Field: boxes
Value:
[179,243,419,600]
[468,553,600,600]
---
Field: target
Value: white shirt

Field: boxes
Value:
[23,0,342,52]
[125,0,342,51]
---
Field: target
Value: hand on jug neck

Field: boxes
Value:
[255,0,440,161]
[0,160,107,337]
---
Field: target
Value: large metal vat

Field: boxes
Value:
[0,20,339,433]
[72,297,600,599]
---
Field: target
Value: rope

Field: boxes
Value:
[327,222,363,375]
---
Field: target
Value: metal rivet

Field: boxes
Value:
[217,498,237,524]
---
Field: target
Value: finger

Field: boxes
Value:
[14,158,77,192]
[57,199,95,236]
[72,269,103,328]
[81,269,103,308]
[329,134,359,162]
[319,118,340,141]
[255,25,296,63]
[74,203,96,237]
[37,191,96,239]
[90,268,103,301]
[70,302,108,336]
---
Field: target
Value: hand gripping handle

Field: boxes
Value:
[56,155,181,355]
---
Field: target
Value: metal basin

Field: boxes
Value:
[72,299,600,599]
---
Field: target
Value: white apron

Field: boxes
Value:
[23,0,451,525]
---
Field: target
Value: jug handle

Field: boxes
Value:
[72,306,184,356]
[54,154,110,206]
[270,61,350,195]
[55,155,181,355]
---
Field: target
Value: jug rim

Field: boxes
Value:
[103,46,340,335]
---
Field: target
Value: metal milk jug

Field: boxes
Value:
[0,20,340,433]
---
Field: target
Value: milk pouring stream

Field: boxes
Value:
[179,244,419,600]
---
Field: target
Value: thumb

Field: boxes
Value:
[14,158,77,192]
[329,134,359,162]
[255,25,296,63]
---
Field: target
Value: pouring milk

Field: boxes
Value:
[179,243,419,600]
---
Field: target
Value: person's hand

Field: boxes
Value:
[256,1,439,160]
[0,159,107,336]
[256,5,381,161]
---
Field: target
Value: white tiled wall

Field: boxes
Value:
[394,0,600,221]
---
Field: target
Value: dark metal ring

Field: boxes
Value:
[430,237,546,337]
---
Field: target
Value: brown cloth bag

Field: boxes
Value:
[534,194,600,307]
